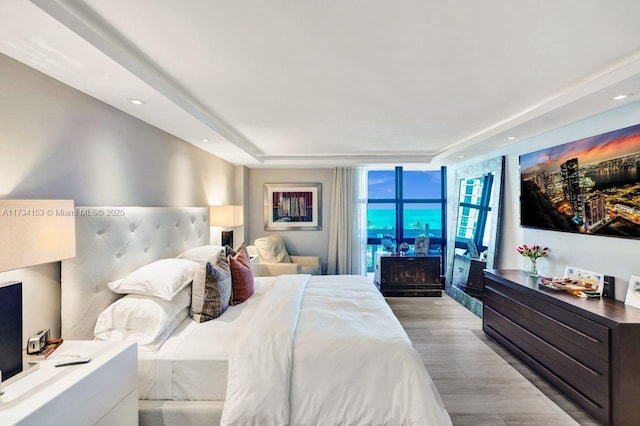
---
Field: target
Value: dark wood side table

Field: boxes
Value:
[374,252,442,297]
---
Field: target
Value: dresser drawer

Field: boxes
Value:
[484,284,609,365]
[484,306,609,410]
[484,280,609,357]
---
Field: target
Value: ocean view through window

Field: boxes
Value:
[366,167,447,272]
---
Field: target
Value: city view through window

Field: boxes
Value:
[366,167,446,272]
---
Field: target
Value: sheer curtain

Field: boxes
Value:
[327,167,368,275]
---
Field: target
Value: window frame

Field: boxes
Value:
[367,166,447,273]
[454,172,494,252]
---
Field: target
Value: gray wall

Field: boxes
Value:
[248,168,334,273]
[448,100,640,301]
[0,53,238,340]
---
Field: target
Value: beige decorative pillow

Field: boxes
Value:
[190,252,232,323]
[254,235,292,263]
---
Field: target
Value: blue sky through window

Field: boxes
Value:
[366,167,446,272]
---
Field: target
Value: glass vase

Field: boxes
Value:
[529,259,538,277]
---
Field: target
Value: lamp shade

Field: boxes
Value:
[0,199,76,272]
[209,205,243,227]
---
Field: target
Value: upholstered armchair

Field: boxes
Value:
[247,235,321,276]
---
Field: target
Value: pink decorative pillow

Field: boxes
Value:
[228,250,254,305]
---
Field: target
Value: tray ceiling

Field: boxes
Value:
[2,0,640,167]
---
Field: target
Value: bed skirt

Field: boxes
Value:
[139,400,223,426]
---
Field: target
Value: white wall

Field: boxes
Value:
[248,168,334,273]
[0,53,238,340]
[448,101,640,301]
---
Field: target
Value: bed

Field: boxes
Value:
[61,207,451,425]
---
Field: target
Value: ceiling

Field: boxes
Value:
[2,0,640,168]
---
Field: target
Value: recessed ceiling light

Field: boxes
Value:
[127,98,146,105]
[612,94,629,101]
[200,138,210,142]
[507,136,517,140]
[457,155,465,159]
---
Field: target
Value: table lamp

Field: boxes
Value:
[0,199,76,382]
[209,205,243,246]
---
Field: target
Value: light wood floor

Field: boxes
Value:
[387,295,600,426]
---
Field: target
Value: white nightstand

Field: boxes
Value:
[1,340,137,426]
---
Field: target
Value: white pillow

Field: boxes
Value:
[108,258,199,300]
[177,245,224,262]
[94,287,191,350]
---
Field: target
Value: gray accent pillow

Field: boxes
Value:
[225,242,249,259]
[190,251,232,323]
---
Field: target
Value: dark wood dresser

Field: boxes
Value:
[483,269,640,425]
[374,253,442,296]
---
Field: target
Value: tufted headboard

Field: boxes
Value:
[61,207,209,340]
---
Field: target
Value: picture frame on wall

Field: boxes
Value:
[519,122,640,240]
[264,183,322,231]
[624,275,640,310]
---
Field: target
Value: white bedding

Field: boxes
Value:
[221,274,452,425]
[138,277,275,401]
[137,273,451,425]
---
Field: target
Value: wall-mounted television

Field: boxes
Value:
[520,122,640,239]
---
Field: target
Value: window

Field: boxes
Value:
[455,174,493,252]
[366,166,447,272]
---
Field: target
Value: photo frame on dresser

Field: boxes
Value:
[624,275,640,309]
[413,235,429,256]
[563,265,604,292]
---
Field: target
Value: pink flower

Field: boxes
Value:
[516,244,549,260]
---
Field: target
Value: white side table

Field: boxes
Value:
[1,340,137,426]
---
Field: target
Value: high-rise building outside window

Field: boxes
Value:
[454,174,493,252]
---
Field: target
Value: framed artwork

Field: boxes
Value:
[563,265,604,292]
[264,183,322,231]
[624,275,640,309]
[519,122,640,240]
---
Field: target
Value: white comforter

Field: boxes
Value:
[221,274,451,426]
